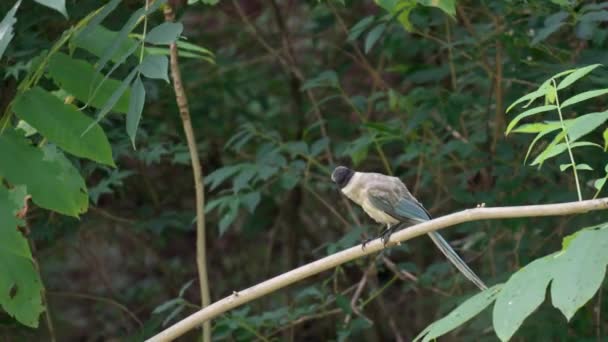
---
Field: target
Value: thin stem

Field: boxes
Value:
[551,79,582,201]
[47,291,142,328]
[139,0,149,64]
[163,4,211,342]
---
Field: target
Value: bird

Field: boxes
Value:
[331,166,487,291]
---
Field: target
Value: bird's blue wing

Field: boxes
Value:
[368,192,430,222]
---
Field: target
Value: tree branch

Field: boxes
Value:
[163,4,211,342]
[147,198,608,341]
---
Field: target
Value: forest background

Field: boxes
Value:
[1,0,608,341]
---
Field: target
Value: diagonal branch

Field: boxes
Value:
[147,198,608,341]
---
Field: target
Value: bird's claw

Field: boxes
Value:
[361,237,374,250]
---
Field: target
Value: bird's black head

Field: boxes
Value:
[331,166,354,188]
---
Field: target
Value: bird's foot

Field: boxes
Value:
[379,226,397,246]
[361,237,374,250]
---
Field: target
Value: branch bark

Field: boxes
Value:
[163,4,211,342]
[147,198,608,341]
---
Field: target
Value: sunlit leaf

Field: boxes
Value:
[506,86,550,113]
[561,88,608,108]
[493,255,555,341]
[566,111,608,143]
[0,0,20,59]
[560,163,593,171]
[556,64,602,90]
[506,105,556,135]
[551,227,608,320]
[531,141,600,167]
[33,0,67,18]
[415,285,502,342]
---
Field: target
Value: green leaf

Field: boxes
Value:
[47,53,130,113]
[93,0,166,76]
[551,227,608,320]
[73,24,138,63]
[126,76,146,149]
[233,168,256,192]
[33,0,67,18]
[506,85,551,113]
[566,111,608,142]
[511,121,561,134]
[284,141,308,157]
[74,0,121,44]
[145,22,184,45]
[240,192,260,213]
[0,130,88,217]
[219,200,239,235]
[0,185,44,328]
[310,137,329,157]
[206,165,242,190]
[493,255,555,341]
[417,0,456,17]
[531,22,565,45]
[506,105,556,135]
[557,64,602,90]
[531,141,600,166]
[12,87,114,166]
[279,172,300,190]
[348,16,375,42]
[0,0,21,59]
[594,178,606,191]
[561,88,608,108]
[301,71,339,91]
[604,127,608,151]
[88,68,139,132]
[364,23,386,54]
[560,163,593,171]
[414,285,502,342]
[139,55,169,82]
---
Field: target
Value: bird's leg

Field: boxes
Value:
[379,224,398,246]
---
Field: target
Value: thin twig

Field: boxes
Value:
[147,197,608,341]
[163,4,211,342]
[47,291,143,329]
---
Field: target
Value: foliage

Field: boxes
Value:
[418,223,608,341]
[1,0,608,340]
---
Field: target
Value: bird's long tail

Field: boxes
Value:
[427,231,488,291]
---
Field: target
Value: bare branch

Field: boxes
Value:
[147,198,608,341]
